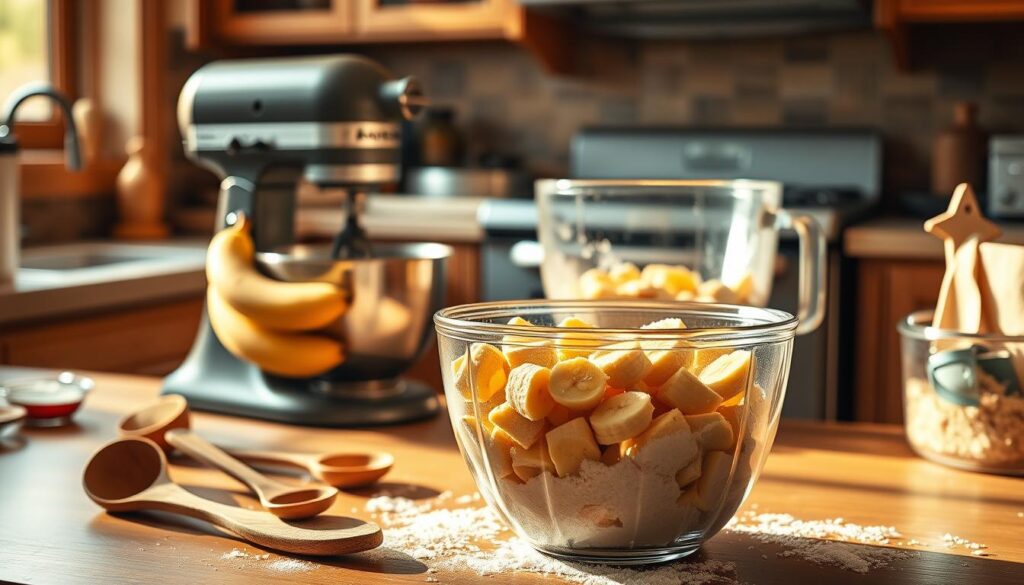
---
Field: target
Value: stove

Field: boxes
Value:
[479,128,882,421]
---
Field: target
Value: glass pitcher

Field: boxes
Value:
[536,179,826,335]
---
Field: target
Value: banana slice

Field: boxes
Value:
[609,262,641,284]
[615,280,663,299]
[546,403,574,427]
[689,348,730,374]
[488,402,546,449]
[698,350,753,401]
[676,290,696,302]
[685,412,736,452]
[730,273,755,304]
[504,341,559,369]
[641,317,687,330]
[579,268,616,299]
[717,403,745,440]
[484,426,516,479]
[624,408,692,454]
[501,316,535,348]
[506,363,555,421]
[697,279,740,304]
[549,357,608,411]
[511,438,556,481]
[591,341,653,389]
[675,454,702,488]
[657,367,724,415]
[545,417,601,477]
[454,343,511,402]
[691,450,733,511]
[555,316,603,360]
[589,391,654,444]
[207,285,344,377]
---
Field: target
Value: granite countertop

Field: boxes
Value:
[844,217,1024,260]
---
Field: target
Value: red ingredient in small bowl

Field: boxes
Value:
[6,380,86,421]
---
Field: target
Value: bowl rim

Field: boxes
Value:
[434,300,797,346]
[899,309,1024,342]
[536,178,783,194]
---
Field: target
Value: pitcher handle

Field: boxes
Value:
[776,210,827,335]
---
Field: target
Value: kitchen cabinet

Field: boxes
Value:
[0,297,204,377]
[187,0,572,73]
[853,258,945,424]
[876,0,1024,69]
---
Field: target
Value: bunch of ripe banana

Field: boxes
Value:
[205,215,347,378]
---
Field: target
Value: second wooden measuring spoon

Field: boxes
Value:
[118,395,393,488]
[165,428,338,520]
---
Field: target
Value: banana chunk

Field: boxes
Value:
[691,451,733,511]
[675,454,702,488]
[207,285,344,377]
[484,426,516,479]
[505,341,559,369]
[549,357,608,411]
[454,343,511,402]
[589,391,654,444]
[511,439,556,481]
[489,402,546,449]
[685,412,736,452]
[697,279,739,304]
[579,268,617,299]
[591,341,653,389]
[641,317,687,330]
[717,403,746,439]
[545,417,601,477]
[624,408,692,454]
[658,367,724,415]
[699,350,753,401]
[609,262,641,284]
[556,316,603,360]
[506,363,555,421]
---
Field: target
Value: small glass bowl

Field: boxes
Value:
[898,310,1024,475]
[434,300,796,564]
[0,372,94,427]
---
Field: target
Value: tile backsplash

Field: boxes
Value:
[358,31,1024,196]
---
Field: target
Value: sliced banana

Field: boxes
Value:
[699,350,753,401]
[555,316,603,360]
[641,317,687,330]
[545,417,601,477]
[454,343,511,402]
[591,341,653,389]
[505,363,555,421]
[484,426,516,479]
[689,348,730,374]
[685,412,735,452]
[511,438,556,481]
[504,341,559,369]
[609,262,641,284]
[623,408,692,454]
[579,268,616,299]
[717,403,746,440]
[697,279,740,304]
[488,402,546,449]
[730,273,755,304]
[549,357,608,411]
[589,391,654,445]
[546,403,574,427]
[691,450,733,511]
[615,280,664,299]
[675,454,702,488]
[658,367,724,415]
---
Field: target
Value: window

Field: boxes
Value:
[0,0,76,149]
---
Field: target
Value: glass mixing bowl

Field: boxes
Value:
[434,300,796,564]
[536,179,826,335]
[898,310,1024,475]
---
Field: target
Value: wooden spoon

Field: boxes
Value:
[165,428,338,520]
[82,437,382,556]
[118,395,393,487]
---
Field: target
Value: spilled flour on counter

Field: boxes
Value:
[364,492,926,583]
[725,512,916,573]
[218,548,317,573]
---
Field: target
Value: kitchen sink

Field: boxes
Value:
[17,241,208,287]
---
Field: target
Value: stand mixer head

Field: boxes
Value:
[165,55,447,426]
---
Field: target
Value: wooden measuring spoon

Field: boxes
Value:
[83,437,382,556]
[225,449,394,488]
[119,395,393,488]
[165,428,338,520]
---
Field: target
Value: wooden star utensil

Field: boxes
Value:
[925,184,1001,332]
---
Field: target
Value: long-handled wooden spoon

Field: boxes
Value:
[118,395,393,488]
[83,437,382,556]
[165,428,338,520]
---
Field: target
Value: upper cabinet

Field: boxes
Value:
[876,0,1024,69]
[187,0,572,73]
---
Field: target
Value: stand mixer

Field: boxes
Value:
[164,55,449,426]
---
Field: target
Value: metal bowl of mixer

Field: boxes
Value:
[256,242,451,389]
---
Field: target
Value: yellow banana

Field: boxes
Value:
[207,285,344,378]
[206,216,346,331]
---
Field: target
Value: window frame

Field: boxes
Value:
[14,0,77,150]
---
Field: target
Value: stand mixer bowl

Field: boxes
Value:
[256,242,451,390]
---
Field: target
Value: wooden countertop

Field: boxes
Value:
[844,217,1024,260]
[1,372,1021,585]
